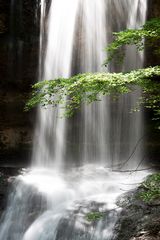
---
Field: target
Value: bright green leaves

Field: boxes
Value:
[104,18,160,65]
[26,19,160,120]
[86,212,104,222]
[26,66,160,119]
[139,173,160,203]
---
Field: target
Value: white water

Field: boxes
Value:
[0,0,148,239]
[0,167,149,240]
[33,0,147,169]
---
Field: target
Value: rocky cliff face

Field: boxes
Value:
[148,0,160,19]
[145,0,160,167]
[146,0,160,66]
[114,190,160,240]
[0,0,40,165]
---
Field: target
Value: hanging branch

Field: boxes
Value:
[119,134,145,170]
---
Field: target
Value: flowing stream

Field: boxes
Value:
[0,0,148,239]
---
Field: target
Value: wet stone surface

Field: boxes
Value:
[113,188,160,240]
[0,167,20,215]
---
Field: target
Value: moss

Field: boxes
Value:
[138,173,160,203]
[86,212,104,222]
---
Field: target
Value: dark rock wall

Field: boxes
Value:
[0,0,40,165]
[146,0,160,66]
[114,186,160,240]
[145,1,160,166]
[147,0,160,19]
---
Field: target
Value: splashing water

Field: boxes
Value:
[0,167,149,240]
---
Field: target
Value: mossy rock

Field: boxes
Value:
[86,211,104,222]
[138,173,160,204]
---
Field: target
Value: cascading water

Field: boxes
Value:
[0,1,149,239]
[33,0,147,169]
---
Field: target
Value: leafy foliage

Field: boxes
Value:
[26,19,160,122]
[139,173,160,203]
[86,212,104,222]
[104,18,160,65]
[26,67,160,118]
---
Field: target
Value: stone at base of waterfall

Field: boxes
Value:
[130,230,160,240]
[0,168,19,216]
[113,188,160,240]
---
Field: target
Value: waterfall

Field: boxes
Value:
[32,0,81,168]
[0,1,149,239]
[33,0,147,169]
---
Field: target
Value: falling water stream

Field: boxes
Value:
[0,0,149,239]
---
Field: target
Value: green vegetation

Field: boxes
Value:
[139,173,160,203]
[86,212,104,222]
[26,18,160,122]
[105,18,160,65]
[26,66,160,119]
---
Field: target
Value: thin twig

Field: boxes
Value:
[112,167,152,173]
[119,134,145,169]
[130,155,146,175]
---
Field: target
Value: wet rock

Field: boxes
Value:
[0,168,19,216]
[0,0,39,161]
[146,0,160,67]
[113,183,160,240]
[0,171,48,239]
